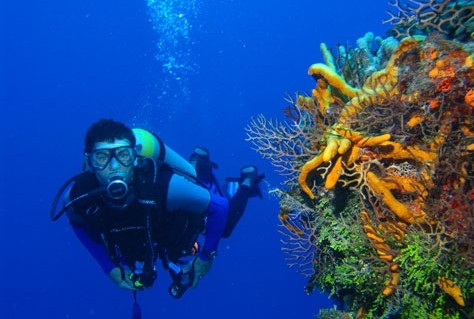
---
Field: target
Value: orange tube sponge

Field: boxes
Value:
[465,89,474,108]
[377,141,437,162]
[323,137,340,162]
[346,145,360,166]
[312,83,334,115]
[338,37,424,125]
[382,271,400,296]
[357,134,392,148]
[437,277,465,306]
[320,42,336,71]
[367,171,425,224]
[366,232,385,243]
[332,125,391,147]
[279,209,304,236]
[380,175,428,197]
[325,156,343,189]
[308,63,361,98]
[337,138,352,155]
[298,152,325,199]
[406,114,425,127]
[379,254,393,262]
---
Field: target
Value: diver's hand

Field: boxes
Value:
[183,255,213,288]
[108,267,137,291]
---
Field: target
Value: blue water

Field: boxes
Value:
[1,1,390,318]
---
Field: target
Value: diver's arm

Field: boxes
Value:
[70,222,137,290]
[63,186,116,274]
[69,221,116,274]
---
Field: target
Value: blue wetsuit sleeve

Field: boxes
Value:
[201,193,228,259]
[63,186,116,274]
[69,221,117,274]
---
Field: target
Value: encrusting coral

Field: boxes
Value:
[246,0,473,318]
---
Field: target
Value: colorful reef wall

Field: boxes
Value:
[247,1,474,318]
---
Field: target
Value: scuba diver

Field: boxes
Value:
[188,146,265,238]
[50,119,264,318]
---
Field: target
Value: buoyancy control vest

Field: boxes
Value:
[68,158,205,271]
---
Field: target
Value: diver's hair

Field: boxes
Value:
[84,119,136,153]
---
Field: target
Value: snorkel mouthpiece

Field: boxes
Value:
[107,177,129,200]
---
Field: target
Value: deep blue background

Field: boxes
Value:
[1,1,390,318]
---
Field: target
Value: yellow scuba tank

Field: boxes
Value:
[132,128,197,177]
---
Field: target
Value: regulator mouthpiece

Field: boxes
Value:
[107,177,129,200]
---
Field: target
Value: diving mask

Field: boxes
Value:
[88,146,137,170]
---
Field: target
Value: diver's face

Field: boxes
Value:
[89,139,136,185]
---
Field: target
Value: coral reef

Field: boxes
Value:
[247,1,473,318]
[386,0,474,42]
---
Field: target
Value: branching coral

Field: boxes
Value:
[385,0,474,42]
[245,102,321,184]
[247,2,474,317]
[245,94,333,186]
